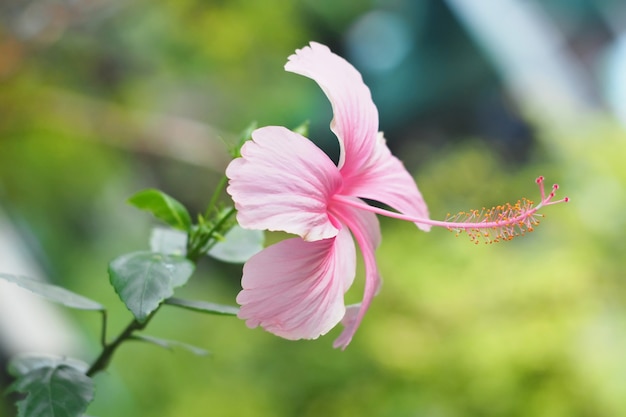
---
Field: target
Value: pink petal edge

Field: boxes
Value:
[285,42,379,180]
[329,200,381,349]
[285,43,430,231]
[236,227,357,340]
[342,132,431,231]
[225,126,343,241]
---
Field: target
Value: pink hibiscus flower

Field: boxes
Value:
[226,42,568,349]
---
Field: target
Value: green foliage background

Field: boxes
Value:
[2,1,626,416]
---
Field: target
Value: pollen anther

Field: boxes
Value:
[444,176,568,244]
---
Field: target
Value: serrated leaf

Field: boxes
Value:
[165,297,239,316]
[128,189,192,231]
[8,355,94,417]
[132,334,209,356]
[0,273,104,311]
[108,251,194,323]
[208,225,264,263]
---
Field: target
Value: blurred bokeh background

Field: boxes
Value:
[2,0,626,416]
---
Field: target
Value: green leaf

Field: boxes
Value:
[8,354,89,376]
[128,189,192,231]
[132,334,209,356]
[108,251,195,323]
[149,227,187,256]
[151,225,263,264]
[208,225,264,263]
[164,297,239,316]
[8,354,94,417]
[0,273,104,311]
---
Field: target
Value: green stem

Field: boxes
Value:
[205,206,236,244]
[86,310,158,377]
[99,310,108,348]
[199,213,236,254]
[187,206,237,262]
[87,184,236,377]
[204,175,229,219]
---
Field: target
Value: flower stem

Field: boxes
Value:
[98,310,108,348]
[187,206,237,262]
[87,206,234,376]
[88,189,239,376]
[86,310,158,377]
[204,175,229,219]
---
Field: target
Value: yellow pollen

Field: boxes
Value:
[445,198,541,244]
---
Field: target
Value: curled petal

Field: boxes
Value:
[236,227,356,340]
[337,304,361,336]
[285,42,378,179]
[285,44,429,230]
[226,126,342,241]
[329,200,381,349]
[343,133,431,231]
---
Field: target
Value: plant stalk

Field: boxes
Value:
[86,310,157,377]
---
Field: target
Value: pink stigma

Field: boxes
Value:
[333,176,569,245]
[444,176,570,244]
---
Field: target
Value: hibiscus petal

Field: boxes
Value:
[236,227,356,340]
[285,44,429,230]
[337,304,360,335]
[285,42,378,179]
[226,126,342,241]
[328,201,381,349]
[342,133,431,232]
